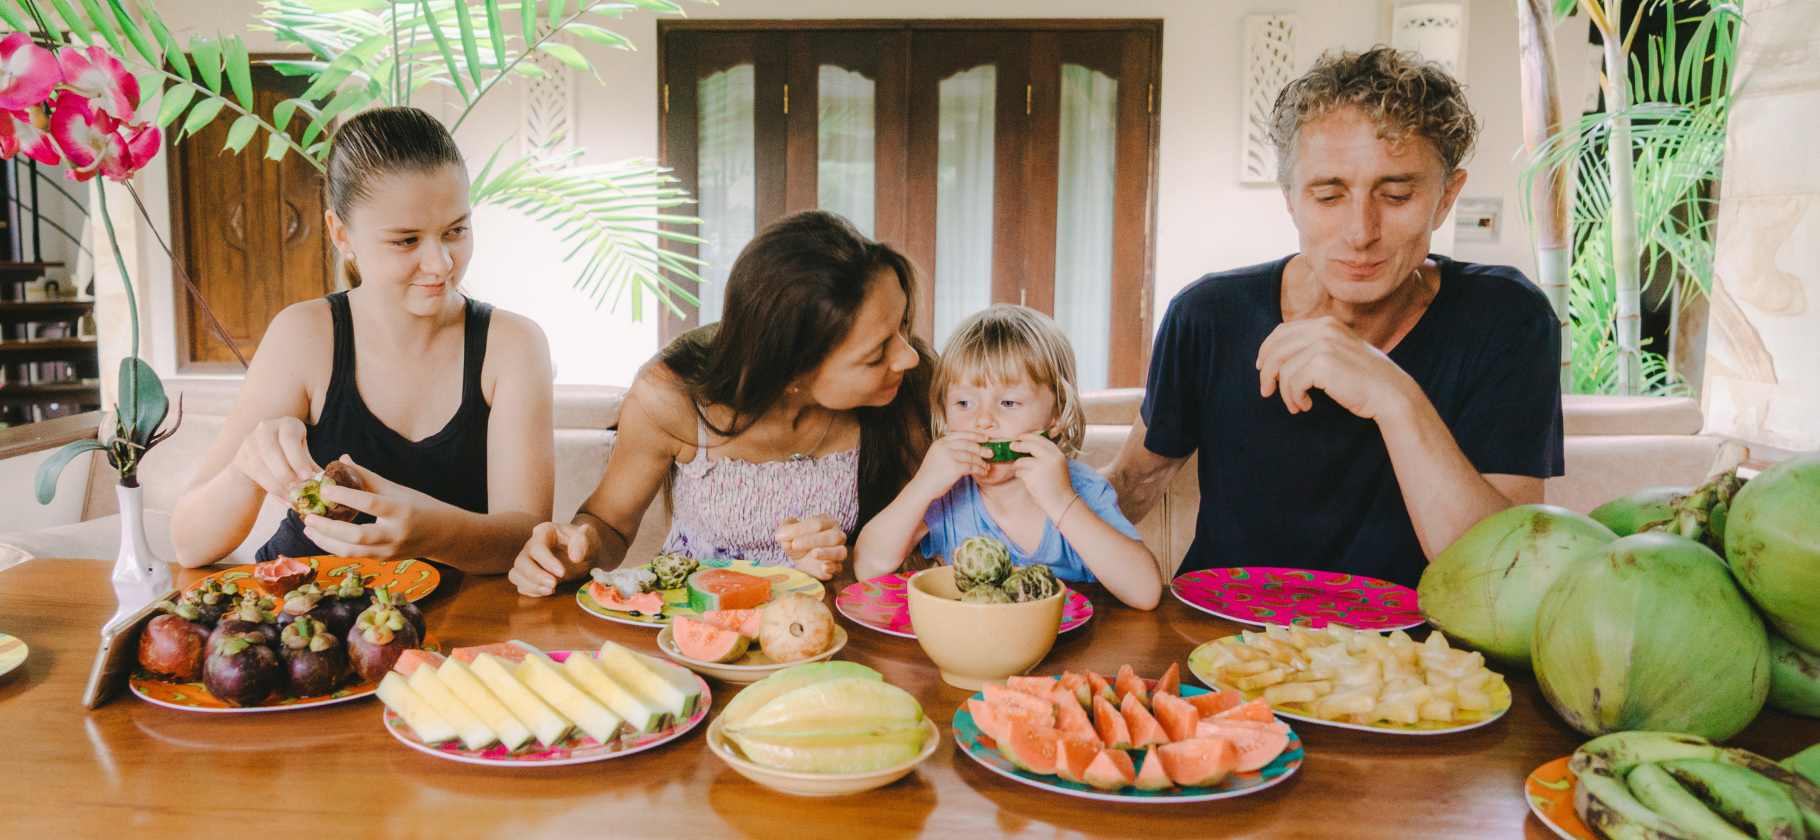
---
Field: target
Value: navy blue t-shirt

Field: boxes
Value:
[1141,255,1565,588]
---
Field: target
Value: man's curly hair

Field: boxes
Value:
[1268,46,1478,187]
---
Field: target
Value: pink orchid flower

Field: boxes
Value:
[57,45,139,122]
[0,33,59,112]
[0,105,61,166]
[49,92,139,181]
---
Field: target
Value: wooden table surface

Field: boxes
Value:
[0,558,1811,839]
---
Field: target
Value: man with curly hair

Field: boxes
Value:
[1106,47,1564,588]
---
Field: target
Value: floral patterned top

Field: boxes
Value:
[660,419,860,568]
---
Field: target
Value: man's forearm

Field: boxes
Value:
[1377,381,1518,560]
[1103,418,1189,525]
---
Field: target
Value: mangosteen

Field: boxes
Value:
[181,578,240,627]
[313,572,371,640]
[346,600,421,684]
[275,583,324,630]
[279,615,349,698]
[289,460,364,522]
[203,632,281,707]
[208,593,280,652]
[371,584,426,641]
[137,603,209,681]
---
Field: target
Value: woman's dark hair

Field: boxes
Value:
[662,210,935,531]
[324,106,465,284]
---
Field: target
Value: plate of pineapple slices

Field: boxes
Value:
[377,640,711,767]
[1187,622,1511,734]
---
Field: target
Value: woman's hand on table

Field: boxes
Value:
[508,521,601,596]
[778,515,847,580]
[232,416,321,502]
[301,458,453,561]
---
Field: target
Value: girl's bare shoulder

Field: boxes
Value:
[623,359,698,454]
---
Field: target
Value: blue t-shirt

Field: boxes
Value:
[1142,255,1565,588]
[919,460,1142,583]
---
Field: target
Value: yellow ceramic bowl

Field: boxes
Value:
[706,715,940,796]
[903,565,1064,690]
[655,624,849,684]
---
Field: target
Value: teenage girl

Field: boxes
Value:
[171,107,555,573]
[855,305,1162,609]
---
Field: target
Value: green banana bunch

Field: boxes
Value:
[1640,471,1745,555]
[1572,732,1820,840]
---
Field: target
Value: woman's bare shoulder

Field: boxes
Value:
[623,360,698,450]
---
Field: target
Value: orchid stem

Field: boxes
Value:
[93,183,138,360]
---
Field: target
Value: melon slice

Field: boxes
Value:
[699,608,764,638]
[1213,697,1275,724]
[1151,691,1201,744]
[450,640,541,665]
[1054,734,1102,784]
[1158,738,1240,787]
[1006,675,1060,697]
[719,661,881,727]
[407,665,498,751]
[1188,689,1245,718]
[588,581,667,615]
[1194,720,1289,771]
[516,653,625,745]
[1000,722,1062,775]
[968,698,1052,745]
[1055,698,1097,741]
[1092,695,1133,750]
[393,648,446,678]
[1121,692,1170,748]
[468,652,574,747]
[685,568,772,613]
[1081,748,1137,791]
[1049,683,1083,713]
[1155,663,1181,698]
[377,672,457,744]
[673,615,751,663]
[561,651,670,732]
[1084,670,1119,705]
[1058,672,1092,708]
[437,658,534,752]
[595,640,693,718]
[983,683,1055,720]
[628,650,705,718]
[1114,665,1148,708]
[1136,745,1174,790]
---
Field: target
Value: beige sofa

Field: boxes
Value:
[0,380,1722,577]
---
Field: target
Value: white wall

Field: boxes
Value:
[104,0,1591,390]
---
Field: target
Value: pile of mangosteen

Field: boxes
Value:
[135,561,427,707]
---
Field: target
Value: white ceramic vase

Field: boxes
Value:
[103,484,171,635]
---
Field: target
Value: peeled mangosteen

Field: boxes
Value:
[275,583,325,631]
[203,632,281,707]
[346,601,421,684]
[370,584,426,641]
[280,615,349,698]
[253,555,315,596]
[314,572,371,640]
[289,460,364,523]
[208,593,280,651]
[137,605,209,681]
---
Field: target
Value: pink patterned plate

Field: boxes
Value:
[837,572,1093,639]
[1170,567,1423,631]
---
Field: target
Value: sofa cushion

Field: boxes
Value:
[1562,394,1705,436]
[1545,434,1723,515]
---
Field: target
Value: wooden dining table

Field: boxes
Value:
[0,557,1811,839]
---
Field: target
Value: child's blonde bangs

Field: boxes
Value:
[933,305,1086,457]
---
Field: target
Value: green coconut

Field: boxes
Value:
[1531,532,1769,740]
[1770,630,1820,718]
[1590,486,1690,536]
[1727,453,1820,654]
[1416,504,1616,669]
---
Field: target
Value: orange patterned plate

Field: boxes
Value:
[130,636,440,713]
[1527,756,1596,840]
[190,557,440,601]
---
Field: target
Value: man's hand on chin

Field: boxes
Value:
[1255,316,1417,421]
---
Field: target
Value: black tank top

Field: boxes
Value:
[256,291,493,562]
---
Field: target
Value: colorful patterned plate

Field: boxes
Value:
[952,683,1303,803]
[1171,567,1423,631]
[382,652,711,767]
[576,558,825,628]
[190,556,440,602]
[1528,756,1595,840]
[1187,636,1511,734]
[0,633,26,679]
[836,572,1093,639]
[130,636,440,713]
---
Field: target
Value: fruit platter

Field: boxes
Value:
[1527,732,1820,840]
[1187,622,1510,734]
[577,555,825,627]
[377,639,710,767]
[191,555,440,602]
[658,593,848,683]
[836,571,1094,638]
[952,664,1302,802]
[132,568,439,712]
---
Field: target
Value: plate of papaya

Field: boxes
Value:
[577,557,824,628]
[951,665,1302,803]
[190,556,439,602]
[1527,756,1595,840]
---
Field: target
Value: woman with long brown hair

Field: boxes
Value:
[510,210,932,593]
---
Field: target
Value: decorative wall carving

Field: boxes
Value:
[1392,2,1465,76]
[1240,15,1296,185]
[522,43,576,166]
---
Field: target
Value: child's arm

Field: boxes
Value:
[1010,434,1164,610]
[854,431,993,579]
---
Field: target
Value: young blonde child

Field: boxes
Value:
[855,305,1162,609]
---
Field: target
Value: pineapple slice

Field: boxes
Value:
[1456,686,1493,712]
[1264,682,1320,705]
[1418,698,1458,722]
[1234,668,1287,691]
[1313,691,1374,720]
